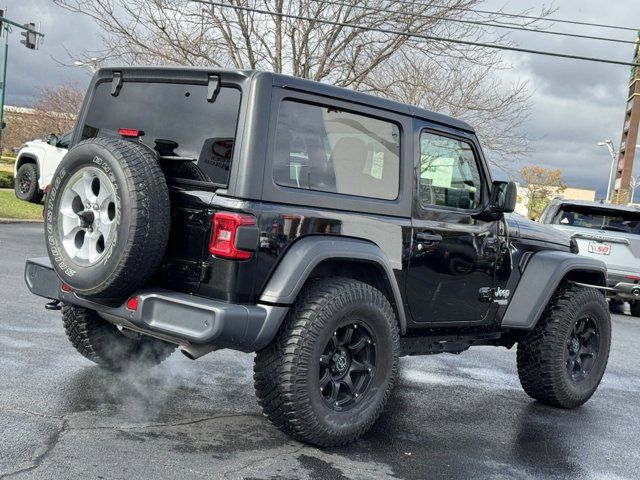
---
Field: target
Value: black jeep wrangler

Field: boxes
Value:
[25,67,611,447]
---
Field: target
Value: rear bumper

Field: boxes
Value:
[606,271,640,300]
[24,257,288,352]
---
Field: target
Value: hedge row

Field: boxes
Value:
[0,171,14,189]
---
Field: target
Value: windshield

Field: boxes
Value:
[553,205,640,234]
[80,81,241,186]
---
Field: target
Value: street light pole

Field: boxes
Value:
[73,58,98,73]
[628,147,640,204]
[598,140,618,203]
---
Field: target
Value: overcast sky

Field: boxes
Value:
[3,0,640,198]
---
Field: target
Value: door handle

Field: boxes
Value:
[415,231,442,242]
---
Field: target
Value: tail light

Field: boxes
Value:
[209,212,256,260]
[126,296,139,311]
[118,128,142,138]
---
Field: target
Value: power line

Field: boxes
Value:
[394,0,640,33]
[312,0,637,45]
[191,0,640,67]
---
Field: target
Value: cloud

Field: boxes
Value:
[3,0,99,106]
[484,0,639,196]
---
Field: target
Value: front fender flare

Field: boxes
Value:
[259,236,407,333]
[15,153,41,178]
[501,250,606,330]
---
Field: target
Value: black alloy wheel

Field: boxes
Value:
[320,322,376,411]
[19,170,33,195]
[565,315,599,383]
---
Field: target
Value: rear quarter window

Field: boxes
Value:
[272,100,400,200]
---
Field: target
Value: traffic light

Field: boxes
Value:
[20,23,37,50]
[0,10,4,38]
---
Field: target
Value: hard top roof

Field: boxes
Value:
[95,66,475,133]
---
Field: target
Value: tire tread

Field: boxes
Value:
[516,283,610,408]
[254,277,399,447]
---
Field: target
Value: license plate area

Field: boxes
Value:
[588,242,611,255]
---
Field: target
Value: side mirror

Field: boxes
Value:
[489,180,517,213]
[47,133,58,146]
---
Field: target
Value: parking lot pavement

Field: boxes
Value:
[1,223,640,480]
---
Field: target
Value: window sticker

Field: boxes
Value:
[422,156,454,188]
[370,151,385,179]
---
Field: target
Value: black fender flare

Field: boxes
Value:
[16,154,40,175]
[500,250,606,330]
[259,236,407,333]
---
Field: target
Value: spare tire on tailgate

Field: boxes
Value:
[45,138,170,299]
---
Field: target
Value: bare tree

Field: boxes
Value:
[2,83,84,153]
[54,0,551,166]
[33,83,85,135]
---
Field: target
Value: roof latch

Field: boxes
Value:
[111,71,123,97]
[207,74,220,103]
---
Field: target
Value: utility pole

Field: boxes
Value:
[611,32,640,205]
[0,10,44,151]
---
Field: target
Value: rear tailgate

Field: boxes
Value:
[546,203,640,275]
[558,226,640,274]
[75,68,248,299]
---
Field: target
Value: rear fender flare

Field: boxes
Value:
[259,236,407,333]
[501,250,606,330]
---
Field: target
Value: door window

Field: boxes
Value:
[419,132,482,210]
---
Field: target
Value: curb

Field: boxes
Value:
[0,218,43,224]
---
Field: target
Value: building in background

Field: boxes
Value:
[2,105,74,154]
[514,183,596,218]
[611,33,640,204]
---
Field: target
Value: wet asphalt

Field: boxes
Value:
[1,223,639,479]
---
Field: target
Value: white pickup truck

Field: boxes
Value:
[14,131,71,203]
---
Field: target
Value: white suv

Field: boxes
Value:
[14,131,71,203]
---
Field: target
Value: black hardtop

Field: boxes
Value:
[93,66,475,133]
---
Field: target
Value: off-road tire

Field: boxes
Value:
[254,277,400,447]
[15,163,43,203]
[45,138,170,299]
[62,304,175,370]
[517,284,610,409]
[629,301,640,317]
